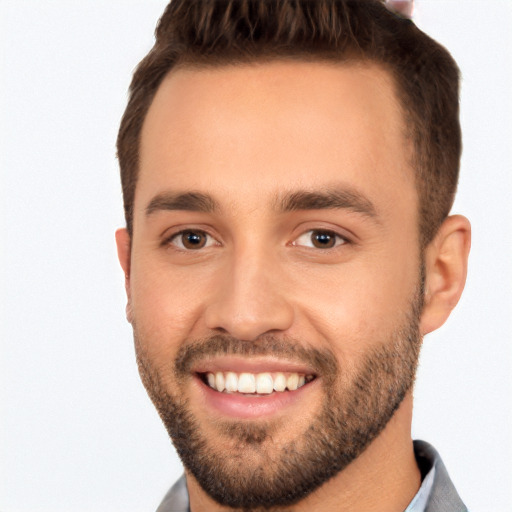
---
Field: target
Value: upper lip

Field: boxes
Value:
[191,356,317,376]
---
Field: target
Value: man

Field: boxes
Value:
[115,0,471,510]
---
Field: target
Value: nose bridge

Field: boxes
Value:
[205,243,294,341]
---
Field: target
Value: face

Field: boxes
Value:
[124,61,424,509]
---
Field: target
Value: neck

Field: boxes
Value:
[187,392,420,512]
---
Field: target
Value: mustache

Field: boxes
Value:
[174,333,339,379]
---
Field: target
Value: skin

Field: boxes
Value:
[116,61,471,511]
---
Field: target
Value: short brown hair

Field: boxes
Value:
[117,0,461,246]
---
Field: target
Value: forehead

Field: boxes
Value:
[137,60,415,219]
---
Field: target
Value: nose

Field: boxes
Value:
[204,249,294,341]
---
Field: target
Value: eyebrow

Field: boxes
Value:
[145,191,218,215]
[277,187,378,219]
[145,186,378,220]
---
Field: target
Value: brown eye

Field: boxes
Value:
[293,229,347,249]
[171,230,211,250]
[311,231,337,248]
[182,231,206,249]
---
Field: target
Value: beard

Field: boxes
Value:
[133,283,424,511]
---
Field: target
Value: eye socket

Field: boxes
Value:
[293,229,347,249]
[168,230,218,250]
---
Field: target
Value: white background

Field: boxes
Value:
[1,1,511,511]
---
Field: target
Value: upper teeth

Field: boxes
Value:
[205,371,310,394]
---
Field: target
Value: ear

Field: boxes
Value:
[115,228,134,324]
[420,215,471,335]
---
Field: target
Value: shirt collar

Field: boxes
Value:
[404,461,436,512]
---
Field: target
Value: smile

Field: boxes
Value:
[191,358,320,418]
[200,371,316,394]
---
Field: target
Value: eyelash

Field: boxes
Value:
[291,229,349,250]
[164,228,349,251]
[164,230,219,250]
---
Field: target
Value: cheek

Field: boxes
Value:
[293,251,420,356]
[129,256,212,357]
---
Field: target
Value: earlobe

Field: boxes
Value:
[420,215,471,335]
[115,228,134,323]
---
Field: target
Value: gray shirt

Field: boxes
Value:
[156,440,467,512]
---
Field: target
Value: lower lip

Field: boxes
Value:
[194,375,318,419]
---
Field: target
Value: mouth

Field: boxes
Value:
[191,358,319,419]
[198,371,316,395]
